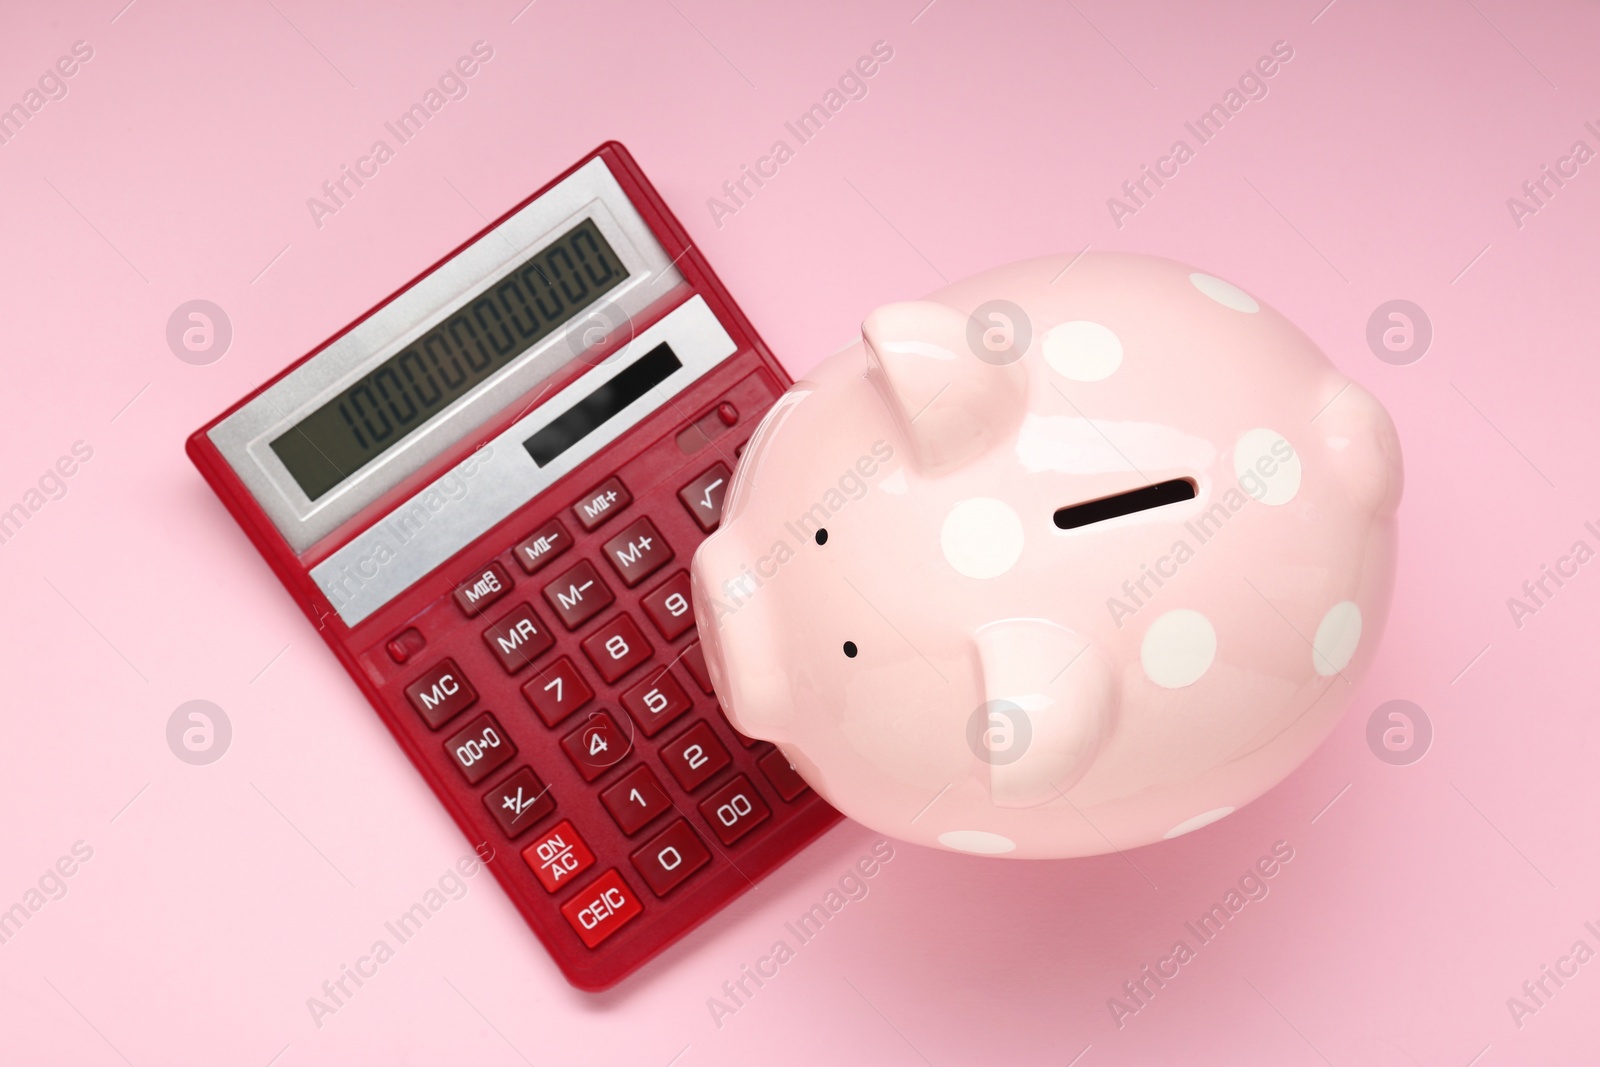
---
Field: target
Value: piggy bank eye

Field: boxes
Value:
[842,641,858,658]
[815,528,828,546]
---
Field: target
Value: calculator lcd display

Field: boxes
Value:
[270,217,630,501]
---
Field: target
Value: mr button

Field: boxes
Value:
[559,869,643,948]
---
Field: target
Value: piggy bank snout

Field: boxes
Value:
[690,539,794,740]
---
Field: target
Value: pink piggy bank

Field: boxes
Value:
[691,253,1401,858]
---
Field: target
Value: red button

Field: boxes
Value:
[619,667,693,738]
[520,656,593,727]
[630,820,711,897]
[560,869,643,948]
[522,819,594,893]
[678,463,732,531]
[483,766,555,838]
[513,518,571,574]
[386,627,425,664]
[680,641,714,693]
[600,765,671,835]
[482,603,555,673]
[659,720,730,791]
[443,713,516,785]
[453,562,513,617]
[560,711,633,782]
[758,748,810,801]
[581,614,653,684]
[698,775,771,845]
[641,571,696,640]
[601,517,674,587]
[572,477,631,531]
[404,659,476,730]
[541,560,615,630]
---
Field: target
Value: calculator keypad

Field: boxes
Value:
[373,368,838,987]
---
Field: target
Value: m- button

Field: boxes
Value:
[541,560,615,630]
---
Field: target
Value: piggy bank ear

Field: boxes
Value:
[862,301,1028,475]
[973,619,1116,807]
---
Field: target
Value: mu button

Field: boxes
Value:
[560,868,643,949]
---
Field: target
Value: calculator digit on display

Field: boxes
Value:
[188,143,840,991]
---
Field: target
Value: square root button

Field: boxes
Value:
[560,869,644,948]
[678,463,731,531]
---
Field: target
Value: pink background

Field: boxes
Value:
[2,0,1596,1062]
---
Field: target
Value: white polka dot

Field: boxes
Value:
[939,830,1016,854]
[1312,601,1362,676]
[941,498,1024,579]
[1233,428,1302,506]
[1141,609,1217,688]
[1162,807,1235,839]
[1189,272,1260,313]
[1043,320,1123,381]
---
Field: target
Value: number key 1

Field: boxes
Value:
[600,765,671,835]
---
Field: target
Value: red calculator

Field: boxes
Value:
[187,143,840,990]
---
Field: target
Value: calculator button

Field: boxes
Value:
[758,749,810,801]
[560,711,632,781]
[581,614,653,683]
[404,659,477,730]
[541,560,615,630]
[641,571,696,640]
[698,775,772,845]
[680,641,714,694]
[560,869,643,949]
[520,656,593,727]
[386,627,425,664]
[659,721,731,791]
[619,667,693,738]
[453,562,513,617]
[482,603,555,673]
[523,819,594,893]
[602,517,674,587]
[600,765,671,835]
[630,820,711,897]
[573,477,631,531]
[483,766,555,838]
[514,518,571,574]
[678,463,732,531]
[443,713,516,785]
